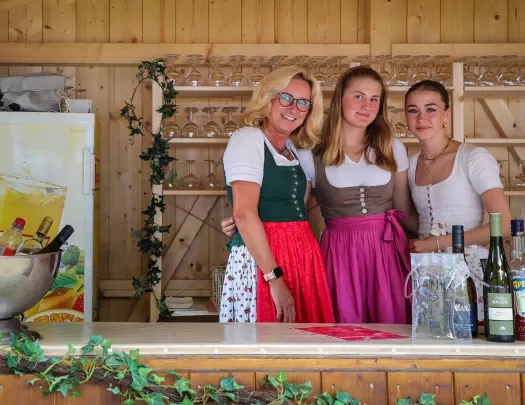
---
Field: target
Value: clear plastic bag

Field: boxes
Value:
[407,253,472,340]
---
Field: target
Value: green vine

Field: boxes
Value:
[0,332,492,405]
[120,58,179,316]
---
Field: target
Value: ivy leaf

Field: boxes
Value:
[350,400,360,405]
[333,400,344,405]
[417,393,437,405]
[101,339,114,356]
[71,391,83,398]
[108,386,121,395]
[123,399,136,405]
[138,366,152,377]
[28,377,40,386]
[81,344,94,355]
[396,398,413,405]
[267,375,280,388]
[180,396,194,405]
[167,370,181,380]
[150,373,165,385]
[175,377,193,397]
[459,402,472,405]
[57,383,73,398]
[335,391,352,404]
[116,372,126,380]
[67,341,76,356]
[284,383,298,400]
[6,353,17,368]
[208,392,224,405]
[14,370,24,376]
[0,332,3,343]
[298,381,313,398]
[220,377,244,392]
[473,393,491,405]
[147,392,165,405]
[224,393,237,401]
[131,373,148,392]
[130,349,141,361]
[315,393,334,405]
[89,335,103,346]
[276,371,287,383]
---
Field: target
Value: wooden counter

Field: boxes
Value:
[1,322,525,405]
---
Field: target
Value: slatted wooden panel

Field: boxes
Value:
[189,372,255,390]
[454,373,521,405]
[255,372,321,401]
[0,8,8,76]
[321,372,388,405]
[407,0,440,43]
[387,372,454,405]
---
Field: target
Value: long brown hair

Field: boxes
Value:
[313,66,397,172]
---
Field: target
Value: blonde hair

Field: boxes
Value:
[241,65,323,149]
[314,66,397,172]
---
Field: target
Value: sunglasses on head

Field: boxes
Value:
[278,92,312,112]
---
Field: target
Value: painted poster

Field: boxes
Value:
[0,113,94,323]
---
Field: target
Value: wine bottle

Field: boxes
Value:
[16,216,53,255]
[510,219,525,341]
[452,225,478,338]
[36,225,74,254]
[483,213,515,342]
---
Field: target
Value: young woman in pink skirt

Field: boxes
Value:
[222,66,416,324]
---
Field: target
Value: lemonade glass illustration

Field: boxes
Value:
[0,174,67,241]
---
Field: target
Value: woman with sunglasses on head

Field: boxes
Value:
[219,66,335,323]
[405,80,512,254]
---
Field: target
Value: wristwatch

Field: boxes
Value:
[263,266,284,282]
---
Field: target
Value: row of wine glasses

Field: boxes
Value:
[163,107,242,139]
[163,54,525,88]
[167,159,225,190]
[497,159,525,191]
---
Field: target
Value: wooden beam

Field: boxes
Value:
[479,98,525,164]
[452,62,464,142]
[126,196,219,321]
[392,43,525,57]
[100,279,213,298]
[0,0,37,12]
[0,42,369,66]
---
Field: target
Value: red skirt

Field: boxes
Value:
[256,221,335,323]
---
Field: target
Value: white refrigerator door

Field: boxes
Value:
[0,112,94,322]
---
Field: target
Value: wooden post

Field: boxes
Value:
[452,61,464,143]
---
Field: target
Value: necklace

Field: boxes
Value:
[422,138,451,161]
[266,135,290,158]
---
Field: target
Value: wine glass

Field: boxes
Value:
[392,55,412,86]
[208,56,228,86]
[203,160,224,190]
[499,55,520,86]
[182,160,201,189]
[412,55,431,83]
[497,159,509,190]
[391,108,407,138]
[432,55,452,86]
[162,113,182,139]
[201,107,222,138]
[185,55,205,86]
[229,55,248,86]
[222,107,239,137]
[511,160,525,191]
[375,55,393,85]
[478,56,499,86]
[460,57,479,86]
[248,56,266,86]
[328,56,345,86]
[164,54,182,85]
[309,57,329,86]
[182,107,200,138]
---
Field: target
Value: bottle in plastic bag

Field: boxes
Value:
[0,218,26,256]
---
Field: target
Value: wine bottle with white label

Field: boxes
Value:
[483,213,515,342]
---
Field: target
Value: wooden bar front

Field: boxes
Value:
[1,322,524,405]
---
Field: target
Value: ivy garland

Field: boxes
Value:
[0,332,492,405]
[120,58,179,317]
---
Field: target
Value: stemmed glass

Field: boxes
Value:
[203,160,224,190]
[412,55,431,83]
[248,56,265,86]
[229,55,248,86]
[460,57,479,86]
[376,55,393,85]
[328,56,345,86]
[309,57,329,86]
[201,107,222,138]
[222,107,239,137]
[497,159,509,190]
[182,107,200,138]
[181,160,201,189]
[478,56,499,86]
[391,107,408,138]
[208,56,228,86]
[392,55,412,86]
[164,54,182,85]
[185,55,205,86]
[432,55,452,86]
[162,113,182,139]
[511,160,525,190]
[499,55,520,86]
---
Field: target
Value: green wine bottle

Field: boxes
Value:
[483,213,515,342]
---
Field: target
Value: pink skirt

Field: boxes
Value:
[320,209,411,324]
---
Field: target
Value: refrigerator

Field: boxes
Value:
[0,112,97,323]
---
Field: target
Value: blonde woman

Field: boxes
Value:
[220,66,335,323]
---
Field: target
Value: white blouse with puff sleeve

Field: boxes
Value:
[409,143,503,256]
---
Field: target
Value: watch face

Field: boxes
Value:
[274,266,284,278]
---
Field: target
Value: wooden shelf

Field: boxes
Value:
[172,85,439,98]
[168,138,229,145]
[465,138,525,146]
[463,86,525,99]
[400,137,419,144]
[163,190,227,196]
[505,191,525,196]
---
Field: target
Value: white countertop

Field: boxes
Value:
[25,322,525,358]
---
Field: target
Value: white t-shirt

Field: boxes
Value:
[296,137,409,188]
[223,126,300,186]
[409,143,503,257]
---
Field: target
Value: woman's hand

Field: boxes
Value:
[221,217,238,237]
[410,237,438,253]
[269,278,296,323]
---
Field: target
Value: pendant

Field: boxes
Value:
[282,148,290,158]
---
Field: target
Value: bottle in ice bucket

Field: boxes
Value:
[36,225,74,254]
[510,219,525,341]
[16,216,53,255]
[0,218,26,256]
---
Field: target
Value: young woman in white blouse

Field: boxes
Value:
[406,80,512,254]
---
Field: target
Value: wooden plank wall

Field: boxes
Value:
[1,0,524,321]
